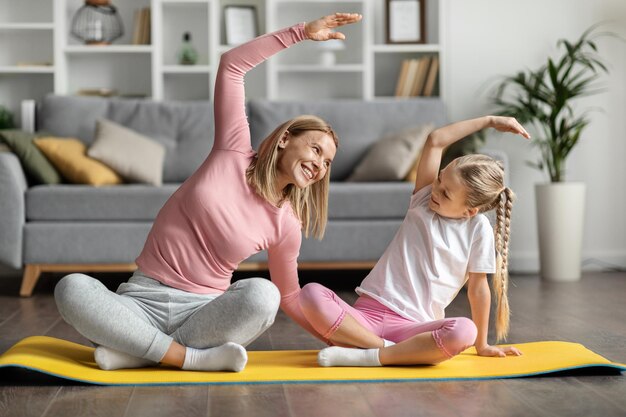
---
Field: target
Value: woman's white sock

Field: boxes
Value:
[94,346,157,370]
[318,346,381,367]
[182,342,247,372]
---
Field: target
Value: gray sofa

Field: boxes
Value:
[1,94,450,296]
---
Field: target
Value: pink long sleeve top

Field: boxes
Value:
[136,23,320,336]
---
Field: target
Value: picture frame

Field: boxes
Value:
[224,6,258,46]
[386,0,426,44]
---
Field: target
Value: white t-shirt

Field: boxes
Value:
[356,184,495,323]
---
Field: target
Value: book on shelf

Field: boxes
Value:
[394,60,410,97]
[422,56,439,97]
[395,58,419,98]
[409,56,431,97]
[393,55,440,98]
[77,88,118,97]
[16,62,53,67]
[132,8,151,45]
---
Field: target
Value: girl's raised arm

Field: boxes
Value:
[413,116,530,194]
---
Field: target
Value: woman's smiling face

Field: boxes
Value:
[276,130,337,189]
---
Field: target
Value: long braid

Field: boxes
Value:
[493,188,515,342]
[455,154,515,343]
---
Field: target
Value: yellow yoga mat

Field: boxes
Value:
[0,336,623,386]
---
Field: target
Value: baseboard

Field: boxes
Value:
[510,250,626,274]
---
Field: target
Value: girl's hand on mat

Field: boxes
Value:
[477,344,523,357]
[305,13,363,41]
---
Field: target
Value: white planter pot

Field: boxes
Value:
[535,182,586,281]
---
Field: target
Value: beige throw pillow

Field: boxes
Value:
[88,119,165,186]
[347,124,432,182]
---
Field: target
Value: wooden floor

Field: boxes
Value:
[0,270,625,417]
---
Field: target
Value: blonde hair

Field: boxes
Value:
[454,154,515,342]
[246,115,338,240]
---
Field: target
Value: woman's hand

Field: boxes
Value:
[305,13,363,41]
[476,344,523,357]
[487,116,531,139]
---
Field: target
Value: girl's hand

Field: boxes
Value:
[305,13,363,41]
[488,116,531,139]
[476,344,523,357]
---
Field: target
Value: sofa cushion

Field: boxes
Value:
[37,95,214,183]
[0,129,62,185]
[26,182,414,222]
[34,138,123,186]
[26,184,180,221]
[88,119,166,186]
[347,124,432,182]
[327,182,414,219]
[248,98,447,180]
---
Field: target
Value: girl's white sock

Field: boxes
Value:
[318,346,381,367]
[182,342,247,372]
[94,346,157,370]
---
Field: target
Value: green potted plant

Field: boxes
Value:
[0,105,14,130]
[491,25,614,281]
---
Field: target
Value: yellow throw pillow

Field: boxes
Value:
[404,150,423,183]
[34,137,123,186]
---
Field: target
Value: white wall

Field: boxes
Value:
[444,0,626,272]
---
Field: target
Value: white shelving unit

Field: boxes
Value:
[153,0,214,101]
[0,0,55,125]
[0,0,447,127]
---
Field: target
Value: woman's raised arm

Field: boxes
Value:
[212,13,362,153]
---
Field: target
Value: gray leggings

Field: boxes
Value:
[54,270,281,363]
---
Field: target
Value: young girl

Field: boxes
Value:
[53,13,361,373]
[299,116,530,367]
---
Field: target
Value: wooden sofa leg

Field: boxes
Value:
[20,265,41,297]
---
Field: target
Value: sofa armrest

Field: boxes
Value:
[0,152,27,269]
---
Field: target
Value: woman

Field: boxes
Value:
[54,13,362,372]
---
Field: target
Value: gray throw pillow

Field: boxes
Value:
[88,119,166,186]
[347,124,433,182]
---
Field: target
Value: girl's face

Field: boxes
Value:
[429,164,478,219]
[276,130,336,189]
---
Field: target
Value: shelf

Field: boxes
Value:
[372,44,441,53]
[160,0,209,3]
[65,45,153,54]
[0,23,54,30]
[273,0,364,3]
[0,66,54,74]
[162,65,211,74]
[276,64,365,73]
[0,0,443,105]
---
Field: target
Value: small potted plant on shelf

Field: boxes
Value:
[491,24,615,282]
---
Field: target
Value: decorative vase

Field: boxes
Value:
[535,182,586,282]
[178,32,198,65]
[317,40,345,67]
[70,0,124,45]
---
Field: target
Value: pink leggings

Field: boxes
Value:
[299,283,477,358]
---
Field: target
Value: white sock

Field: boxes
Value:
[318,346,381,367]
[182,342,247,372]
[94,346,157,370]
